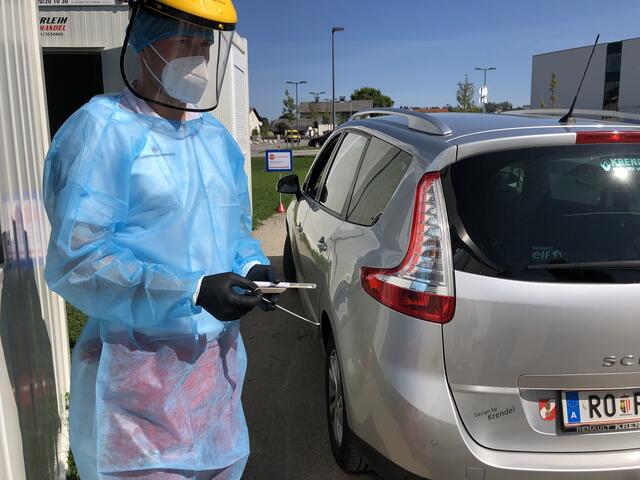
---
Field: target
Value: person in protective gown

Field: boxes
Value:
[43,0,279,478]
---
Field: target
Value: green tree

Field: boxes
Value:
[549,72,558,108]
[456,75,477,111]
[350,87,394,107]
[272,120,289,135]
[282,89,296,123]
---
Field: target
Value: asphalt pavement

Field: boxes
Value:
[240,214,380,480]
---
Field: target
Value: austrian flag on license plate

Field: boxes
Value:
[562,390,640,432]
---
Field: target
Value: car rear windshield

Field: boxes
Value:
[443,144,640,283]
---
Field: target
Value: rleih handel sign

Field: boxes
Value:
[38,0,126,5]
[40,15,68,36]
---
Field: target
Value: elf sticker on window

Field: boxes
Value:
[531,246,563,262]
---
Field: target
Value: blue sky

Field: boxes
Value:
[234,0,640,121]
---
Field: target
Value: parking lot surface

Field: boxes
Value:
[241,215,379,480]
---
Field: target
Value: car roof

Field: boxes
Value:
[340,110,640,160]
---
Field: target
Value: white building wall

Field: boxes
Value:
[618,38,640,113]
[531,44,607,110]
[249,110,262,137]
[0,0,70,479]
[213,34,253,207]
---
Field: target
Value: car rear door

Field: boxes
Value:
[294,133,343,319]
[441,142,640,453]
[299,132,370,317]
[0,226,5,321]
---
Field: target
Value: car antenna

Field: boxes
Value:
[559,34,600,124]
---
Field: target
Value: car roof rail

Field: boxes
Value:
[350,108,453,136]
[502,109,640,125]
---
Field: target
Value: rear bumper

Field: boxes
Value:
[339,304,640,480]
[358,428,640,480]
[352,369,640,479]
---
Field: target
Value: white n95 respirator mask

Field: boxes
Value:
[144,44,209,105]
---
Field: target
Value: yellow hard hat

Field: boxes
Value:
[135,0,237,31]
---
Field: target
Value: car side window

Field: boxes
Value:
[346,137,412,226]
[318,133,369,215]
[303,135,341,199]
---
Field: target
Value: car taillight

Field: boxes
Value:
[576,131,640,144]
[361,172,455,323]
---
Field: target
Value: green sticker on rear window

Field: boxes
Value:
[601,158,640,172]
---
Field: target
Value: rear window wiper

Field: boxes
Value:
[527,260,640,271]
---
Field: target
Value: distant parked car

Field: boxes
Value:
[308,131,332,147]
[278,108,640,480]
[284,129,301,143]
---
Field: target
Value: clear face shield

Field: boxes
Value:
[120,3,234,112]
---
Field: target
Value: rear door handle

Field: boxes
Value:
[317,237,328,252]
[297,223,304,233]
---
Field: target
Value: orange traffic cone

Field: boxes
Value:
[276,202,286,213]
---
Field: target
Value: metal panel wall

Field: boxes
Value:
[530,44,607,110]
[212,33,252,207]
[233,66,249,158]
[39,5,129,49]
[0,0,71,479]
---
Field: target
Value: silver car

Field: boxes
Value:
[277,109,640,479]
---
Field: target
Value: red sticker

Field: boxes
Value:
[539,399,556,421]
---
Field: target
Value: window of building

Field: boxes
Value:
[603,41,623,111]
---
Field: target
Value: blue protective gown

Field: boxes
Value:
[43,92,268,479]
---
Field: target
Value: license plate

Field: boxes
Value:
[562,390,640,433]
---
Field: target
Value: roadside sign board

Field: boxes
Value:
[479,86,489,104]
[266,150,293,172]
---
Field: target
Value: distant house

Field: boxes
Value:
[299,99,374,126]
[411,107,450,113]
[249,107,263,136]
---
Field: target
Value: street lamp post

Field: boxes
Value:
[332,27,344,130]
[309,91,326,102]
[286,80,307,136]
[475,66,496,112]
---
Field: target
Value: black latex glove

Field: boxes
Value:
[196,273,262,320]
[246,264,281,312]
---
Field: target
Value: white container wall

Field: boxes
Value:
[0,0,71,479]
[214,34,253,203]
